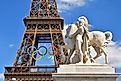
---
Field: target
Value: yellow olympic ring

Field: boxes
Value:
[31,50,43,60]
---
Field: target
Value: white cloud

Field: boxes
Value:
[62,24,68,36]
[62,24,69,43]
[9,44,14,47]
[0,73,4,80]
[57,0,91,12]
[106,41,121,67]
[88,41,121,67]
[88,24,95,30]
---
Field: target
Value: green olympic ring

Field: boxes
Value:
[43,56,53,60]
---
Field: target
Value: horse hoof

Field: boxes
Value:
[66,61,70,64]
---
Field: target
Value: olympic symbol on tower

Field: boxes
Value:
[27,45,59,60]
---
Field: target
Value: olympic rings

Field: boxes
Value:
[27,45,59,61]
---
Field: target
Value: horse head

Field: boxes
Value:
[104,31,113,44]
[65,24,78,39]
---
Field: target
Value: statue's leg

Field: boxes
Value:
[66,48,75,64]
[82,37,91,64]
[75,34,84,63]
[76,40,83,63]
[88,46,95,63]
[60,46,65,63]
[101,47,108,64]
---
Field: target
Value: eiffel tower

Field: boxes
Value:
[4,0,64,80]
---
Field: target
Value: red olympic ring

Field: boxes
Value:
[48,45,58,56]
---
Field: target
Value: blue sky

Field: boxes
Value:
[0,0,121,81]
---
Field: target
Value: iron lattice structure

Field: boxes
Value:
[4,0,64,80]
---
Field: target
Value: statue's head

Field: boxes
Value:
[76,16,88,27]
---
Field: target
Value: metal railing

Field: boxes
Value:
[5,66,57,73]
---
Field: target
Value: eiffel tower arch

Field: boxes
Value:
[4,0,64,80]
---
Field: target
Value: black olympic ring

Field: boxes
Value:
[38,46,48,56]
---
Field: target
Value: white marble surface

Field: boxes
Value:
[52,64,120,81]
[57,64,115,74]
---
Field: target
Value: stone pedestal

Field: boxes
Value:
[52,64,120,81]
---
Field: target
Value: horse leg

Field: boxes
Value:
[60,46,64,56]
[60,46,66,63]
[93,54,100,60]
[66,48,75,64]
[93,46,101,61]
[101,47,108,64]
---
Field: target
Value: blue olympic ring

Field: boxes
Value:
[27,45,38,56]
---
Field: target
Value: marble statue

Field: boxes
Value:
[88,31,112,64]
[60,16,90,64]
[60,16,112,64]
[53,16,118,81]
